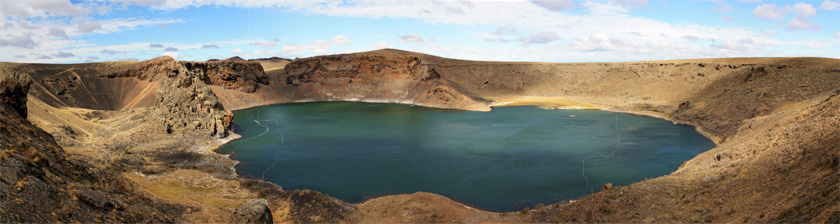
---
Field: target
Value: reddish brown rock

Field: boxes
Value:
[280,53,490,111]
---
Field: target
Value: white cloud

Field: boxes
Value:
[164,47,178,52]
[492,26,517,36]
[250,41,277,48]
[721,16,736,21]
[331,35,355,45]
[48,27,68,38]
[371,42,394,49]
[787,17,821,31]
[784,3,820,31]
[101,49,121,55]
[792,3,817,17]
[398,33,424,43]
[53,51,75,58]
[760,30,779,35]
[531,0,575,11]
[310,40,330,54]
[78,21,102,33]
[162,51,179,60]
[834,31,840,38]
[753,4,791,20]
[710,0,734,13]
[0,0,90,18]
[568,34,625,52]
[615,0,649,9]
[93,18,183,35]
[232,49,244,55]
[819,0,840,10]
[281,41,331,57]
[740,0,762,2]
[202,44,219,49]
[682,35,700,41]
[737,37,774,46]
[281,44,304,57]
[150,43,164,48]
[445,6,465,15]
[518,31,561,44]
[485,26,518,42]
[709,40,754,52]
[0,34,37,49]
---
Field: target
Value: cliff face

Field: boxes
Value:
[0,71,180,223]
[182,60,269,93]
[280,54,490,111]
[105,56,269,93]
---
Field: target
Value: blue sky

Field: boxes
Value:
[1,0,838,63]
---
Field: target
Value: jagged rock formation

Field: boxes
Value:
[0,70,180,223]
[279,54,490,111]
[153,60,234,138]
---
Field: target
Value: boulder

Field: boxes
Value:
[230,199,273,224]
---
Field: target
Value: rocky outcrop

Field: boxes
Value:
[230,199,273,224]
[0,70,32,118]
[155,61,234,138]
[0,71,180,223]
[182,60,269,93]
[280,54,490,111]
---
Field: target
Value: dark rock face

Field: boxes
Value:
[0,73,180,223]
[0,70,32,118]
[230,199,273,224]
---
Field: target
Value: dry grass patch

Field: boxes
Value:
[124,169,257,223]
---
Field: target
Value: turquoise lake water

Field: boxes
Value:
[216,102,714,212]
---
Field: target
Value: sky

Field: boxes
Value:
[0,0,838,63]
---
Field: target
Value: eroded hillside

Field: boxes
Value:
[0,70,181,223]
